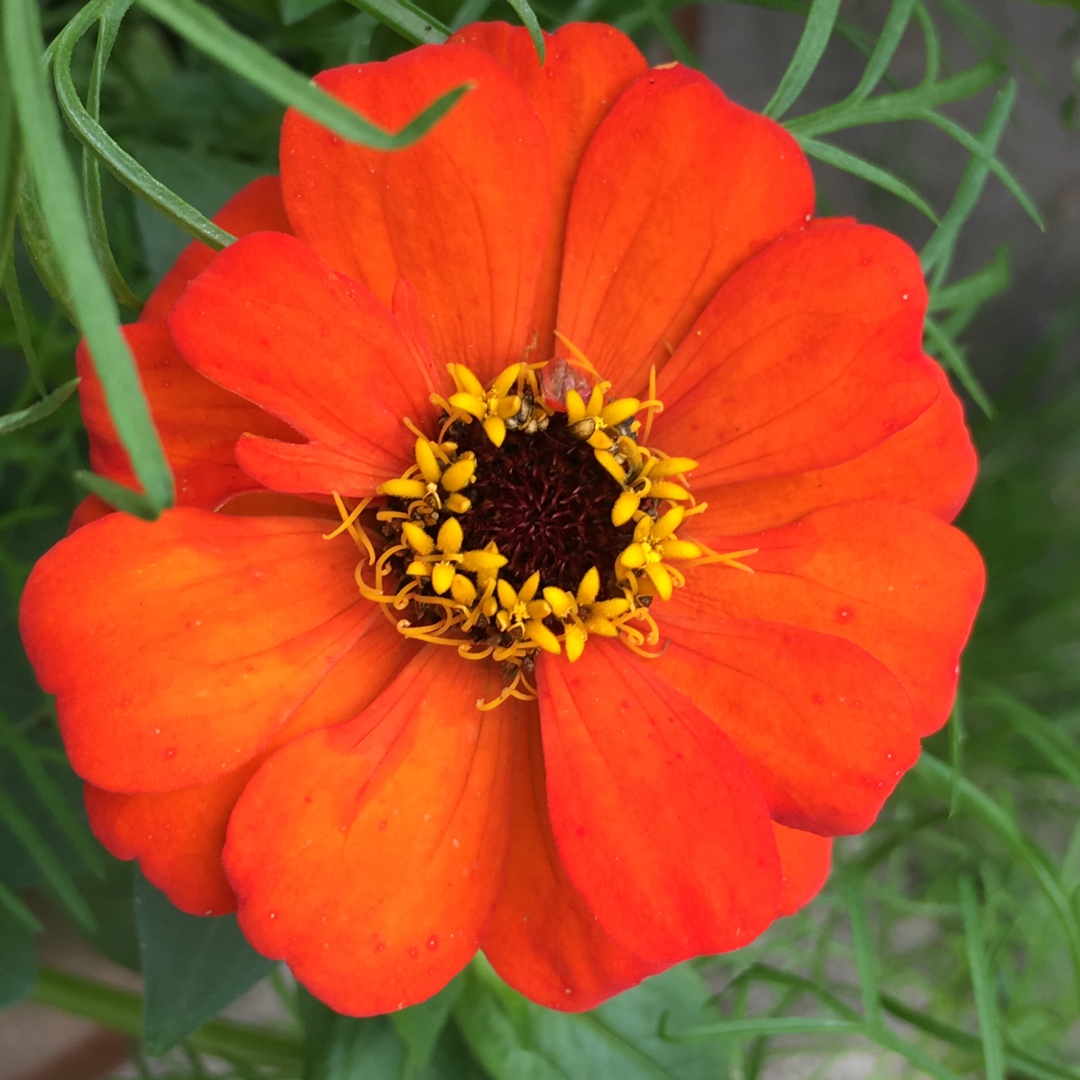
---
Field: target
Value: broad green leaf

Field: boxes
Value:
[301,993,409,1080]
[390,974,465,1070]
[764,0,842,119]
[456,958,729,1080]
[4,0,173,514]
[136,870,276,1055]
[137,0,466,148]
[0,913,37,1008]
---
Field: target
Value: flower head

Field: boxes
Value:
[20,22,983,1015]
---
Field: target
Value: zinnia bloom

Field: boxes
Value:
[20,22,984,1015]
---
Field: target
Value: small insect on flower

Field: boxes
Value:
[20,20,984,1018]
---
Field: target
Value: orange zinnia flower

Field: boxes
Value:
[20,23,984,1015]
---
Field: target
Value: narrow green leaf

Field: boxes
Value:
[843,873,883,1030]
[912,1,942,85]
[923,82,1015,283]
[16,178,77,324]
[74,470,162,520]
[798,136,937,220]
[0,915,37,1008]
[764,0,842,119]
[343,0,449,44]
[975,685,1080,790]
[645,0,698,68]
[929,247,1010,313]
[915,753,1080,1004]
[0,32,20,288]
[959,875,1006,1080]
[789,61,1002,137]
[2,260,45,397]
[136,870,277,1055]
[0,882,43,934]
[5,0,174,511]
[662,1016,862,1040]
[504,0,544,63]
[138,0,467,149]
[78,0,142,310]
[924,317,995,418]
[0,785,95,930]
[52,0,234,253]
[0,711,104,875]
[948,693,966,817]
[919,104,1042,234]
[848,0,915,103]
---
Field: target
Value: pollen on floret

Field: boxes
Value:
[330,346,749,706]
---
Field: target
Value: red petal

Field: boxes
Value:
[20,509,370,792]
[85,772,250,916]
[653,222,937,486]
[76,323,294,510]
[648,617,918,834]
[451,22,646,357]
[773,823,832,916]
[693,361,977,532]
[224,648,514,1015]
[682,501,985,736]
[141,176,293,324]
[169,232,436,496]
[537,640,779,966]
[280,46,552,380]
[82,611,415,917]
[557,64,813,396]
[481,709,659,1010]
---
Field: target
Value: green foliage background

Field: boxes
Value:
[1,0,1079,1077]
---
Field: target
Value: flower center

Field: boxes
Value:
[329,355,753,709]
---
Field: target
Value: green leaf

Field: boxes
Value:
[0,881,42,934]
[924,316,995,418]
[0,913,37,1008]
[343,0,449,44]
[959,875,1006,1080]
[4,0,174,514]
[137,0,466,148]
[135,870,276,1055]
[52,0,235,255]
[929,247,1010,314]
[301,992,409,1080]
[74,470,161,520]
[456,958,729,1080]
[390,974,465,1070]
[504,0,544,64]
[764,0,842,119]
[0,26,20,289]
[0,377,80,436]
[843,873,883,1030]
[2,260,46,397]
[847,0,915,103]
[798,136,937,221]
[0,783,95,930]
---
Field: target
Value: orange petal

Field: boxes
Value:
[557,63,813,396]
[76,322,294,510]
[20,509,370,793]
[82,611,417,917]
[693,361,977,532]
[280,45,552,381]
[224,648,514,1015]
[141,175,292,324]
[481,708,660,1011]
[168,232,436,496]
[536,640,780,966]
[648,617,918,834]
[451,22,646,358]
[773,823,832,916]
[680,501,985,736]
[653,222,938,486]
